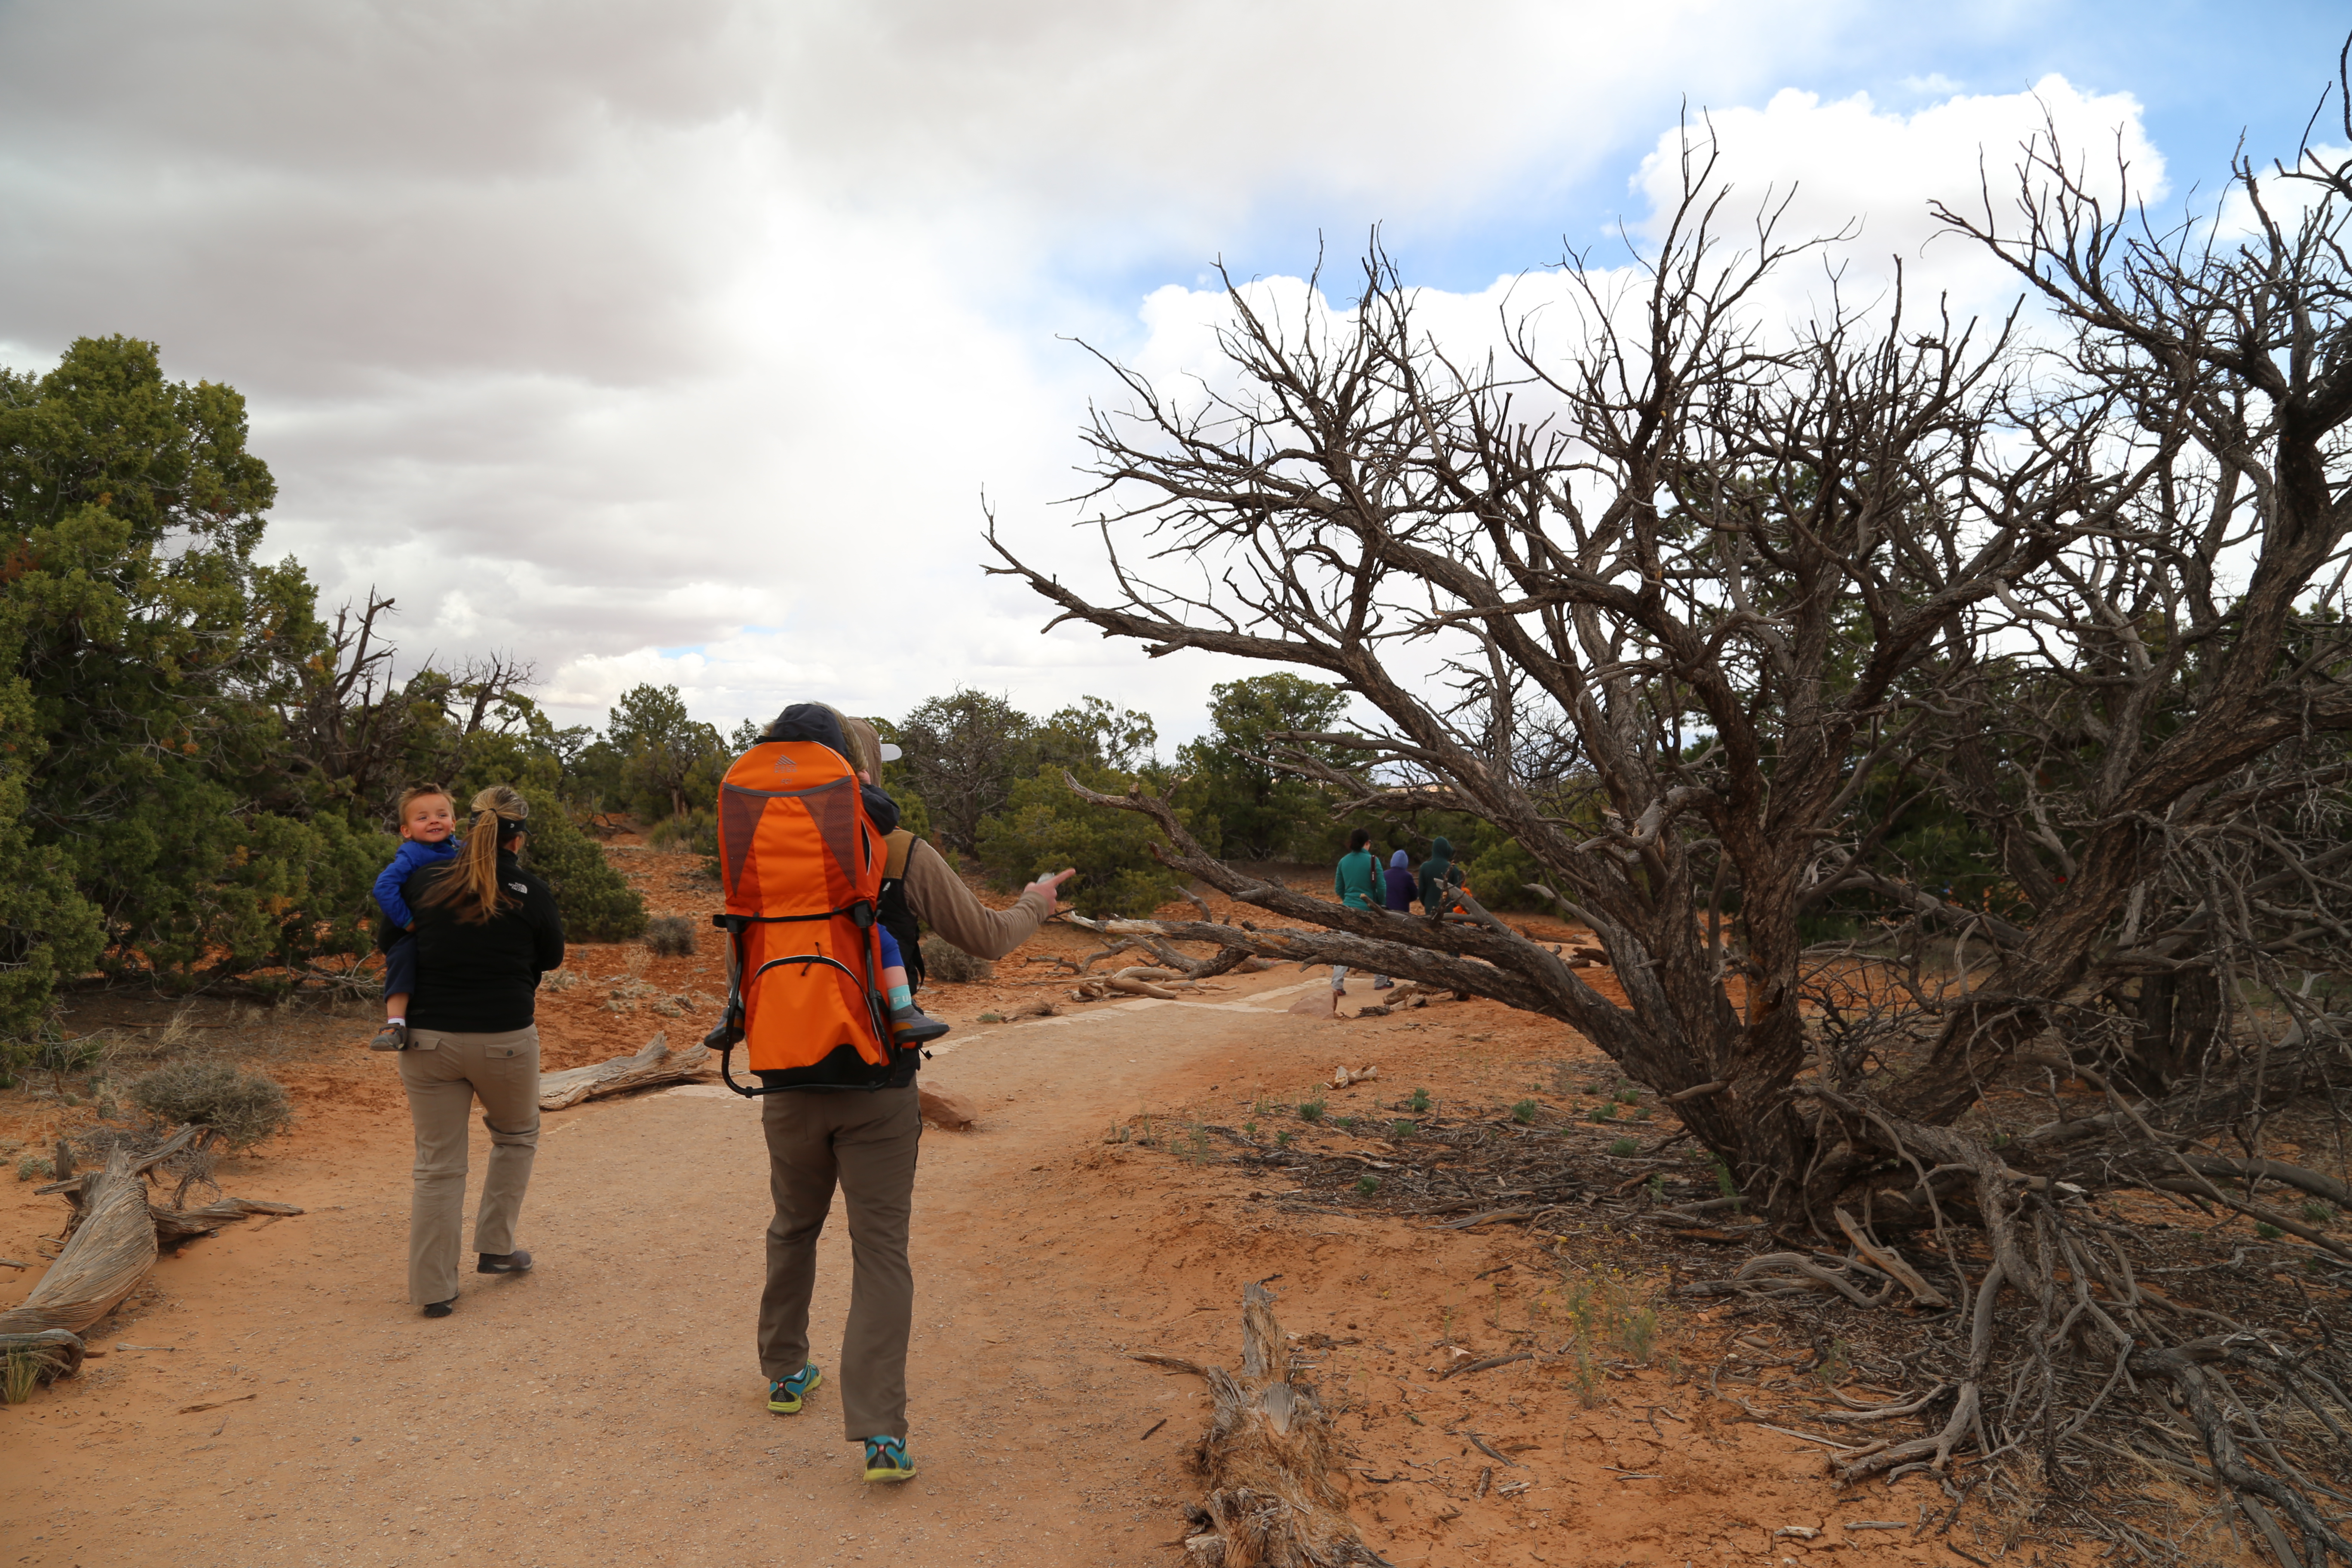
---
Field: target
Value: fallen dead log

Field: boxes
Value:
[537,1031,711,1110]
[1108,976,1180,999]
[1062,913,1263,981]
[35,1122,205,1200]
[1065,974,1235,1002]
[0,1145,158,1335]
[1133,1282,1392,1567]
[0,1138,305,1342]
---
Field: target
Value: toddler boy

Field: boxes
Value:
[367,784,460,1051]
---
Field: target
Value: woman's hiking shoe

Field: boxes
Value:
[862,1435,916,1483]
[422,1299,455,1318]
[767,1364,821,1414]
[368,1023,409,1052]
[476,1250,533,1274]
[889,1005,950,1047]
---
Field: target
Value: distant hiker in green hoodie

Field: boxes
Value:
[1418,835,1466,920]
[1330,827,1382,994]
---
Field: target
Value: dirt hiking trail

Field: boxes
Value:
[3,972,1978,1568]
[3,857,2001,1567]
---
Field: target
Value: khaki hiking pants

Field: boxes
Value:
[758,1085,921,1441]
[398,1026,542,1305]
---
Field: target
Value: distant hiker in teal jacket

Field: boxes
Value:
[1331,827,1382,994]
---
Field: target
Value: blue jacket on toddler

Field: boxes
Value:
[375,836,460,933]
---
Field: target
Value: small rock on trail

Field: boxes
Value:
[920,1084,979,1129]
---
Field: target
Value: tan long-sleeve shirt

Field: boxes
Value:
[898,837,1050,959]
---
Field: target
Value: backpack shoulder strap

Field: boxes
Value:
[882,828,915,881]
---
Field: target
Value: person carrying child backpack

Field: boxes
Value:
[715,703,1066,1486]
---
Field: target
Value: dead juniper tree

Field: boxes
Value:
[283,588,537,822]
[990,114,2352,1556]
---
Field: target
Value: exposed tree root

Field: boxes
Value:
[1680,1102,2352,1564]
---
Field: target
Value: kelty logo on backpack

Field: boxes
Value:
[771,753,799,775]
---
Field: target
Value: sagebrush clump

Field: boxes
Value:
[129,1062,294,1149]
[642,914,698,958]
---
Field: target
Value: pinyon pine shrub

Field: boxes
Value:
[517,787,646,940]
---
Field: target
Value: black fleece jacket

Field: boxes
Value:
[404,851,567,1033]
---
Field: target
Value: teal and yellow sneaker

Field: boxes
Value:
[862,1434,916,1483]
[766,1364,821,1415]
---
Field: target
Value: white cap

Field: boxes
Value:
[878,741,903,762]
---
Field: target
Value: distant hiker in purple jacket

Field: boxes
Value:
[1373,848,1415,989]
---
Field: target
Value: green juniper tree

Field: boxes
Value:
[606,682,724,822]
[1173,674,1347,861]
[0,335,384,1000]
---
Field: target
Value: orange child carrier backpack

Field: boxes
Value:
[703,739,897,1093]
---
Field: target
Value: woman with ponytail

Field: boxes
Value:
[394,784,567,1318]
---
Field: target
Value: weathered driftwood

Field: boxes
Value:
[0,1129,302,1359]
[1063,967,1238,1002]
[35,1122,205,1200]
[0,1145,157,1335]
[537,1031,711,1110]
[0,1328,88,1384]
[1134,1282,1390,1568]
[1061,914,1262,981]
[151,1198,304,1243]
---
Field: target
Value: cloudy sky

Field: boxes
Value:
[1,1,2343,744]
